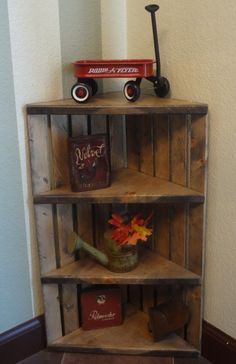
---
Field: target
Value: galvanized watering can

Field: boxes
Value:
[67,231,138,273]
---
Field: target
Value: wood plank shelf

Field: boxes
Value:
[41,250,201,285]
[34,168,204,204]
[26,92,208,116]
[48,309,198,357]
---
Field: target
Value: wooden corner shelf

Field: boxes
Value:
[26,92,208,116]
[27,93,208,359]
[49,309,198,357]
[41,250,201,285]
[34,168,204,204]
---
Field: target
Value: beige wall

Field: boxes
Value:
[126,0,236,338]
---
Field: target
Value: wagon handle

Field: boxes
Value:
[145,4,159,13]
[145,4,161,78]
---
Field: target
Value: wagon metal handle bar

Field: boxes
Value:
[145,4,161,78]
[145,4,159,13]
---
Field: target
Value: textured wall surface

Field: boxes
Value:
[126,0,236,339]
[0,0,32,333]
[100,0,127,91]
[59,0,102,97]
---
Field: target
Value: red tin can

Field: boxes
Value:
[68,134,110,192]
[80,287,123,330]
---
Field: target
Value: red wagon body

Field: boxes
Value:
[73,59,154,79]
[71,5,170,103]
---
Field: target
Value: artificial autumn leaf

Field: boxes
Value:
[108,211,153,246]
[111,226,130,245]
[108,213,125,227]
[132,224,152,241]
[124,231,141,245]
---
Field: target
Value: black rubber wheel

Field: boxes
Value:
[154,77,170,97]
[123,81,141,102]
[71,83,92,103]
[78,78,98,96]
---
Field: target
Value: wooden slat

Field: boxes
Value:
[28,115,51,195]
[49,309,198,356]
[126,115,140,170]
[153,114,170,258]
[188,205,204,276]
[51,115,70,187]
[61,284,79,335]
[186,286,202,350]
[125,117,139,308]
[91,115,110,250]
[169,114,189,339]
[42,284,63,344]
[138,115,155,311]
[189,115,208,193]
[187,114,207,275]
[69,114,93,248]
[93,204,110,250]
[41,250,200,285]
[139,115,154,175]
[50,115,79,335]
[170,205,186,267]
[170,114,188,186]
[26,93,208,116]
[154,114,170,180]
[186,114,207,348]
[153,114,172,307]
[28,115,62,342]
[109,115,125,170]
[154,205,170,258]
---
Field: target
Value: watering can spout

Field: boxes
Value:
[67,232,109,267]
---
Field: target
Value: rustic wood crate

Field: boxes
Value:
[27,93,208,356]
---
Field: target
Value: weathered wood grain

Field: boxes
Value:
[27,97,208,356]
[49,309,198,356]
[186,286,202,350]
[170,114,188,186]
[41,250,200,285]
[126,115,140,170]
[185,114,207,348]
[109,115,125,170]
[34,168,204,204]
[50,115,79,335]
[138,115,155,309]
[28,115,62,342]
[154,114,170,180]
[90,115,111,250]
[189,115,208,193]
[26,93,208,116]
[61,284,79,335]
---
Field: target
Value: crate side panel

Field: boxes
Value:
[51,115,79,334]
[28,115,62,342]
[185,114,207,349]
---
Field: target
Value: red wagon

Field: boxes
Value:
[71,5,170,103]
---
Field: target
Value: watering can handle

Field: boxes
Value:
[145,4,159,13]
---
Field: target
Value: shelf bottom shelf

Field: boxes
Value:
[48,309,198,357]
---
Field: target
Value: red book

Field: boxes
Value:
[68,134,110,192]
[80,287,123,330]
